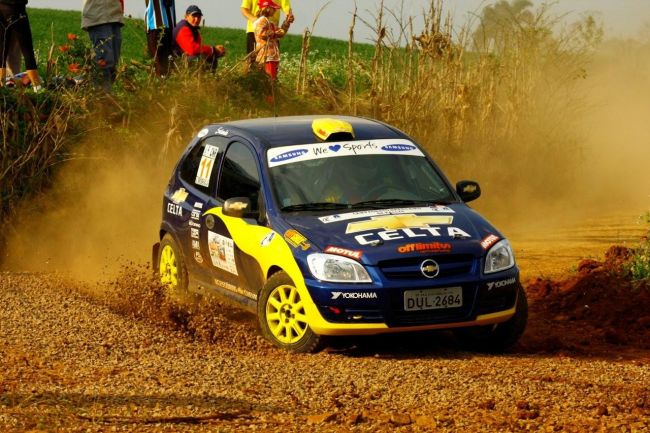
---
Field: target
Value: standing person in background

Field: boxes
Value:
[254,0,289,81]
[0,0,42,90]
[173,5,225,71]
[82,0,124,91]
[145,0,176,76]
[241,0,292,62]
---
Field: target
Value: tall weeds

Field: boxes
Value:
[0,0,602,258]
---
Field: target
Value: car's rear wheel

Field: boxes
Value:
[258,271,322,353]
[158,233,188,297]
[454,283,528,353]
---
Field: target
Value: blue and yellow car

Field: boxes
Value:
[153,116,527,352]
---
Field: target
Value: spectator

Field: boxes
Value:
[81,0,124,91]
[0,0,42,90]
[241,0,292,58]
[173,5,225,71]
[254,0,289,80]
[145,0,176,76]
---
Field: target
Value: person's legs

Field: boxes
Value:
[18,19,41,89]
[246,32,255,54]
[87,23,118,91]
[147,28,172,76]
[265,61,278,80]
[0,5,10,82]
[110,23,122,82]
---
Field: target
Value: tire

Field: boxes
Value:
[454,283,528,353]
[157,233,189,298]
[257,271,322,353]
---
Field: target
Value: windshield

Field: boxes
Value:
[267,141,455,211]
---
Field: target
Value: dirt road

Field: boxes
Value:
[1,213,649,432]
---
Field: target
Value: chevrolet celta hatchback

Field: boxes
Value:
[153,116,527,352]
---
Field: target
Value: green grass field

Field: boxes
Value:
[27,7,374,69]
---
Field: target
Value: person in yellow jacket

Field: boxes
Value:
[240,0,293,58]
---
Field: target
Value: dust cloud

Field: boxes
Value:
[2,134,177,281]
[576,41,650,211]
[3,41,650,280]
[472,39,650,234]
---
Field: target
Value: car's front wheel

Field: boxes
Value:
[258,271,322,353]
[454,284,528,353]
[157,233,188,298]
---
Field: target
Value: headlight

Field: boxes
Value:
[484,239,515,274]
[307,253,371,283]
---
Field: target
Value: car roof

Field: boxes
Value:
[213,115,408,149]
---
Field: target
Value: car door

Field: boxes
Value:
[200,140,266,307]
[175,134,228,281]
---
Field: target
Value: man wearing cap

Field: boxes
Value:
[173,5,225,70]
[241,0,292,58]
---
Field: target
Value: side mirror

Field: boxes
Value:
[456,180,481,202]
[223,197,253,218]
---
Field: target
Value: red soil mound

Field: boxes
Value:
[521,246,650,358]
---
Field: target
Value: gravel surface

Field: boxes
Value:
[1,272,649,432]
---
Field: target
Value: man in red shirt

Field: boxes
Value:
[173,5,225,70]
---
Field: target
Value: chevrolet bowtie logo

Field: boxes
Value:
[345,214,454,234]
[422,264,438,273]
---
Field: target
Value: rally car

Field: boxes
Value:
[153,115,527,353]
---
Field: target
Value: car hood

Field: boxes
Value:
[280,204,503,264]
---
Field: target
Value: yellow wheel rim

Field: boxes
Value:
[159,244,179,288]
[266,283,308,344]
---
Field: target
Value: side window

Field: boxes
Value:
[217,142,261,211]
[179,136,228,195]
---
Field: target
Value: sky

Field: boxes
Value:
[28,0,650,42]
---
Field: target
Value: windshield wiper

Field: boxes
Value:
[350,199,451,209]
[281,202,350,212]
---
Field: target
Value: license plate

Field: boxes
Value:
[403,287,463,311]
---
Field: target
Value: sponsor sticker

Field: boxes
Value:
[194,251,204,264]
[215,127,229,136]
[331,291,378,300]
[346,214,454,234]
[194,202,204,209]
[397,242,452,254]
[284,229,311,250]
[480,234,500,250]
[171,188,189,204]
[319,206,454,224]
[324,245,362,260]
[195,144,219,187]
[487,277,516,291]
[355,226,471,246]
[167,202,182,217]
[213,278,257,301]
[188,220,201,228]
[191,209,201,221]
[197,128,209,138]
[380,144,417,152]
[260,232,275,247]
[269,149,309,164]
[191,228,199,239]
[192,240,200,250]
[208,231,238,275]
[267,139,425,167]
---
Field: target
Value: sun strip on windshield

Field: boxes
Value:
[267,139,425,167]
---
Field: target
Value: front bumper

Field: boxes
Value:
[302,270,520,336]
